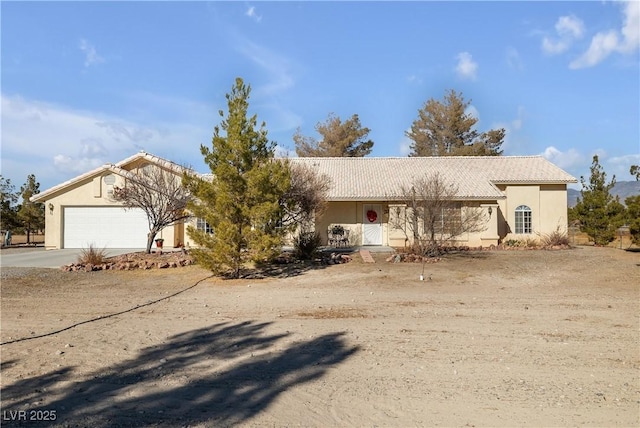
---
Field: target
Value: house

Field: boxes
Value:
[288,156,577,248]
[32,151,577,250]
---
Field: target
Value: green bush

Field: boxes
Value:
[78,244,108,265]
[293,231,322,260]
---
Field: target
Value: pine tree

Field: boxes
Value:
[184,78,290,278]
[573,155,625,245]
[625,195,640,246]
[17,174,44,244]
[406,89,504,157]
[293,113,374,157]
[0,176,19,232]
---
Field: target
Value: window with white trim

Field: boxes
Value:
[196,218,213,234]
[515,205,532,234]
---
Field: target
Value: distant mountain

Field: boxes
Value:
[568,181,640,207]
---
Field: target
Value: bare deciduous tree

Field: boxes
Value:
[111,163,193,253]
[389,172,487,255]
[280,162,331,230]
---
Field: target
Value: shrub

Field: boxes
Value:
[503,237,539,249]
[539,228,570,247]
[504,239,520,248]
[293,230,322,260]
[78,244,108,265]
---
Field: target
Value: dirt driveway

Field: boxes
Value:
[1,246,638,427]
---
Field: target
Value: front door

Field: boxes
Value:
[362,204,383,245]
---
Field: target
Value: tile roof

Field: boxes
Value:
[287,156,577,201]
[33,152,577,203]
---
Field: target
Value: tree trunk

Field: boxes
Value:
[146,231,158,254]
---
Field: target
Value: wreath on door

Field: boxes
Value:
[366,209,378,223]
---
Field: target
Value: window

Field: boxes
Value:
[432,203,462,235]
[104,174,116,197]
[515,205,532,234]
[196,218,213,234]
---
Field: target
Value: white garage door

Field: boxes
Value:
[63,207,148,249]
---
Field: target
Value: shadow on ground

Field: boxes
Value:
[1,320,359,427]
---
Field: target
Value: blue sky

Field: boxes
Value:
[2,1,639,193]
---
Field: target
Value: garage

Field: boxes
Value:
[63,207,149,249]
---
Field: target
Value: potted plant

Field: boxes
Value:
[155,238,164,249]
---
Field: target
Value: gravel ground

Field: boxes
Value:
[1,245,639,427]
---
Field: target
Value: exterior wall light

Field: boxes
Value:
[48,203,54,214]
[488,206,493,217]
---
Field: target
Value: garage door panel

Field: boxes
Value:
[64,207,148,248]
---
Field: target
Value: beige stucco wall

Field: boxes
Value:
[496,184,568,242]
[319,200,499,248]
[386,202,498,249]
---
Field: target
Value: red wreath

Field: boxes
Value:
[366,210,378,223]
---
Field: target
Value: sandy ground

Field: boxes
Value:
[1,246,639,427]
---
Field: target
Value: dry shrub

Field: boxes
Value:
[293,230,322,260]
[539,229,570,247]
[504,238,539,249]
[78,244,108,265]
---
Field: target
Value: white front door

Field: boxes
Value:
[362,204,382,245]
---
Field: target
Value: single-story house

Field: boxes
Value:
[32,151,577,250]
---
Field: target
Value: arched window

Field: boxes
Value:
[515,205,532,234]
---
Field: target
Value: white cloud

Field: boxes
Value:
[237,39,295,95]
[541,15,584,55]
[541,146,585,170]
[570,1,640,69]
[542,37,571,55]
[608,153,640,180]
[245,6,262,23]
[454,52,478,80]
[619,0,640,53]
[556,15,585,38]
[398,134,412,156]
[570,30,620,69]
[0,94,212,189]
[78,38,104,68]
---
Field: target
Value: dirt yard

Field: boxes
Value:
[1,246,638,427]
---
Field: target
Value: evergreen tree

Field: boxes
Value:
[17,174,44,244]
[406,89,504,157]
[294,113,373,157]
[628,165,640,245]
[0,175,19,232]
[573,155,625,245]
[184,78,290,278]
[625,195,640,246]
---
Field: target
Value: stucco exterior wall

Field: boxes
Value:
[320,200,500,248]
[497,183,568,242]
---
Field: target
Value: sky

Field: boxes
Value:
[2,1,639,194]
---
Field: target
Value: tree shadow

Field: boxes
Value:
[1,321,359,427]
[443,250,492,260]
[241,260,330,279]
